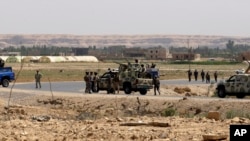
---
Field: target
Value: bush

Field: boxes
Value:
[162,108,176,117]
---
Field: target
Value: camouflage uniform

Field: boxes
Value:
[90,72,94,93]
[152,76,160,95]
[84,72,91,93]
[113,74,120,94]
[107,71,112,94]
[35,70,42,89]
[93,72,99,92]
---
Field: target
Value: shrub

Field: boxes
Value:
[162,108,176,117]
[226,110,250,119]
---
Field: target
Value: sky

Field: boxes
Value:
[0,0,250,37]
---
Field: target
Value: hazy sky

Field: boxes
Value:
[1,0,250,36]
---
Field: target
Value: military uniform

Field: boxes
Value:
[113,74,120,94]
[35,70,42,89]
[93,72,99,92]
[152,76,160,95]
[84,72,91,93]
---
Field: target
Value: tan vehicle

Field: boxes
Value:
[216,61,250,98]
[98,62,155,95]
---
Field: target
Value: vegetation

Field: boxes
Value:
[226,110,250,119]
[2,40,250,59]
[9,60,246,82]
[162,108,176,117]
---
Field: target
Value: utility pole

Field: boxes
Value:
[187,39,190,70]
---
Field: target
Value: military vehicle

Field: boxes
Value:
[216,61,250,98]
[98,61,158,95]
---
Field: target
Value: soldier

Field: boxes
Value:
[206,71,210,83]
[187,69,192,82]
[194,69,198,81]
[93,72,99,92]
[35,70,42,89]
[152,76,160,95]
[201,69,205,82]
[84,72,90,93]
[90,72,94,93]
[113,73,120,94]
[214,71,218,82]
[107,71,112,94]
[139,64,146,78]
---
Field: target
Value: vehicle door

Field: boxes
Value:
[225,75,236,93]
[98,72,110,89]
[235,75,247,93]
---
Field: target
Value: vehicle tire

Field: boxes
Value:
[2,79,9,87]
[139,89,147,95]
[236,93,245,98]
[217,87,226,98]
[123,83,132,94]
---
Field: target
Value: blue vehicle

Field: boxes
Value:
[0,67,15,87]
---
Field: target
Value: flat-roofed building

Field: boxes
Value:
[145,47,168,60]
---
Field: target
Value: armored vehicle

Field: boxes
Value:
[216,61,250,98]
[98,62,157,95]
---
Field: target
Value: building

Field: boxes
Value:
[123,47,145,58]
[145,47,168,60]
[172,53,200,61]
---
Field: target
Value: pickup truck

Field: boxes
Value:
[0,67,15,87]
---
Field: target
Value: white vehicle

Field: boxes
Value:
[216,61,250,98]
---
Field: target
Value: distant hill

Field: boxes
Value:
[0,34,250,48]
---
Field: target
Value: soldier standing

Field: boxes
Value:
[201,69,205,82]
[35,70,42,89]
[194,69,198,81]
[214,71,218,82]
[152,76,160,95]
[107,71,112,94]
[90,72,94,93]
[113,73,120,94]
[93,72,99,92]
[206,71,210,83]
[84,72,90,93]
[187,69,192,82]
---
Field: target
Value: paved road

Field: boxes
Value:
[1,79,250,103]
[9,79,211,94]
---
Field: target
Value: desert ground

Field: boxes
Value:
[0,62,250,141]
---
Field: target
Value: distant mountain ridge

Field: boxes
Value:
[0,34,250,48]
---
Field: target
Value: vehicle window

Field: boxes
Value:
[228,75,236,82]
[236,76,241,81]
[102,73,110,78]
[0,69,10,72]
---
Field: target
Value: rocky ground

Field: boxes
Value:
[0,84,249,141]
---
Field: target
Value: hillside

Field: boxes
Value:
[0,34,250,48]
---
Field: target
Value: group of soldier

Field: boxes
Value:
[83,71,99,94]
[187,69,218,83]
